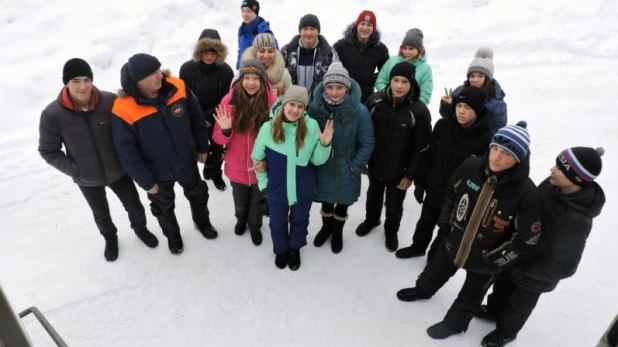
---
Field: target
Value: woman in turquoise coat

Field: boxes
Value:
[252,86,333,271]
[308,63,375,254]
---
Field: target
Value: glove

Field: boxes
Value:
[414,187,424,204]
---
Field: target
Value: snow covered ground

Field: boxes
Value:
[1,0,617,345]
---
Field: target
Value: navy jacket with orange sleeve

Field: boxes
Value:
[110,70,208,191]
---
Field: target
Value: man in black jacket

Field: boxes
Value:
[355,62,432,252]
[478,146,606,347]
[396,121,542,340]
[38,58,158,261]
[179,29,234,190]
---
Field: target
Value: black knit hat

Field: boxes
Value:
[62,58,93,85]
[127,53,161,82]
[299,14,320,32]
[389,62,415,82]
[556,147,604,186]
[241,0,260,16]
[456,86,487,117]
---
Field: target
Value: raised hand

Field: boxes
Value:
[441,87,453,104]
[214,105,233,130]
[319,119,334,146]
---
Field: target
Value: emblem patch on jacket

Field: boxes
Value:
[171,103,184,117]
[456,193,470,222]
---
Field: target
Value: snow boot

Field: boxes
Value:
[275,253,288,269]
[475,304,498,322]
[395,243,425,258]
[426,321,463,340]
[168,235,184,254]
[211,174,226,191]
[385,232,399,252]
[396,287,431,302]
[355,219,381,236]
[134,228,159,248]
[235,220,247,236]
[103,235,119,262]
[481,329,516,347]
[288,249,301,271]
[195,221,218,240]
[250,229,263,246]
[202,166,211,180]
[313,210,334,247]
[330,214,347,254]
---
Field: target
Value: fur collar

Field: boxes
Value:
[192,38,228,65]
[240,47,286,86]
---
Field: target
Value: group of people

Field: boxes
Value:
[37,1,607,346]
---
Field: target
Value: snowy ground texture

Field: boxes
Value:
[1,0,617,346]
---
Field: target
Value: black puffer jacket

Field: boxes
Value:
[416,111,493,208]
[509,179,606,293]
[440,153,541,274]
[38,88,125,187]
[333,23,389,103]
[365,82,432,181]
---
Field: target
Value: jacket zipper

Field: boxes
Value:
[82,110,109,185]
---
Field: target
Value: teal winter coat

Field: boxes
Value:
[375,54,433,105]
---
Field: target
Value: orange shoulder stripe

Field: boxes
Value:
[166,77,187,106]
[111,97,156,126]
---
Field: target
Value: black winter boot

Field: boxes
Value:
[202,166,211,180]
[275,253,288,269]
[385,233,399,252]
[396,287,431,302]
[134,228,159,248]
[313,210,334,247]
[168,235,184,254]
[195,221,219,240]
[395,243,425,258]
[235,220,247,235]
[474,304,498,322]
[288,249,301,271]
[250,229,263,246]
[355,219,381,236]
[104,235,119,261]
[330,214,347,254]
[426,321,463,340]
[481,329,516,347]
[211,174,226,191]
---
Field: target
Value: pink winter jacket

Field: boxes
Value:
[212,90,278,185]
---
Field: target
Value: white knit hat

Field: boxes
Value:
[467,47,495,81]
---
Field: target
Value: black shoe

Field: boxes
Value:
[250,229,262,246]
[475,305,498,322]
[168,236,184,254]
[396,287,431,302]
[481,329,516,347]
[288,249,301,271]
[275,253,288,269]
[195,222,219,240]
[395,244,425,258]
[263,203,269,217]
[203,167,211,180]
[134,229,159,248]
[314,213,333,247]
[330,216,346,254]
[385,233,399,252]
[426,321,462,340]
[355,219,381,236]
[212,175,226,191]
[104,236,119,261]
[234,221,247,236]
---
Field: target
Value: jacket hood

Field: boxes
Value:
[192,38,228,65]
[198,29,221,41]
[240,46,286,85]
[448,104,492,135]
[342,22,382,47]
[539,178,605,218]
[491,78,506,100]
[118,67,172,98]
[311,79,362,121]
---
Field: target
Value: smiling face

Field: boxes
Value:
[357,21,374,41]
[468,72,486,87]
[242,74,262,95]
[300,27,319,47]
[401,46,419,60]
[256,47,275,67]
[241,7,257,24]
[488,145,517,172]
[283,101,305,122]
[325,83,347,103]
[66,76,93,106]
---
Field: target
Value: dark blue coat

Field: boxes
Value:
[308,80,374,205]
[237,16,276,69]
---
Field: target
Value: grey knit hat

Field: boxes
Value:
[253,33,276,50]
[401,28,424,51]
[282,85,309,108]
[323,62,352,90]
[239,59,267,81]
[467,47,495,81]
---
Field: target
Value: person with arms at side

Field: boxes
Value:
[236,0,277,70]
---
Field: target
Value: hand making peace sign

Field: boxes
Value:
[319,119,334,147]
[441,87,453,104]
[214,105,233,130]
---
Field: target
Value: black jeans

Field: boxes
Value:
[322,203,349,218]
[78,174,147,237]
[486,273,542,337]
[147,170,210,238]
[411,201,442,251]
[416,244,496,332]
[365,173,408,234]
[231,182,264,232]
[204,126,224,179]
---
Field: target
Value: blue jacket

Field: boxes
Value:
[308,80,374,205]
[111,69,209,191]
[237,16,277,69]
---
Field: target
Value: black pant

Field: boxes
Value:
[204,126,224,179]
[486,273,542,337]
[411,201,441,251]
[148,170,210,238]
[322,203,349,218]
[231,182,264,232]
[416,245,496,332]
[365,173,408,234]
[78,174,147,237]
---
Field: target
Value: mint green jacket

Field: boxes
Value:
[375,54,433,105]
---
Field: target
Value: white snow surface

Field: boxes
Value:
[1,0,617,346]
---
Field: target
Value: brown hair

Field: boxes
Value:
[231,76,270,133]
[464,77,496,99]
[271,108,308,149]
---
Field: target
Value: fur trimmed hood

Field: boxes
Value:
[118,68,172,97]
[342,22,382,47]
[240,46,286,86]
[192,38,228,65]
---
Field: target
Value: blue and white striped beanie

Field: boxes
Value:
[490,121,530,163]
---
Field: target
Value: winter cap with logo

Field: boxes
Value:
[253,33,276,50]
[556,147,604,186]
[323,62,352,90]
[456,86,487,117]
[63,58,93,85]
[467,47,495,81]
[239,59,267,81]
[355,10,377,28]
[127,53,161,82]
[389,61,416,82]
[490,121,530,163]
[241,0,260,16]
[401,28,424,51]
[282,85,309,109]
[298,14,321,32]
